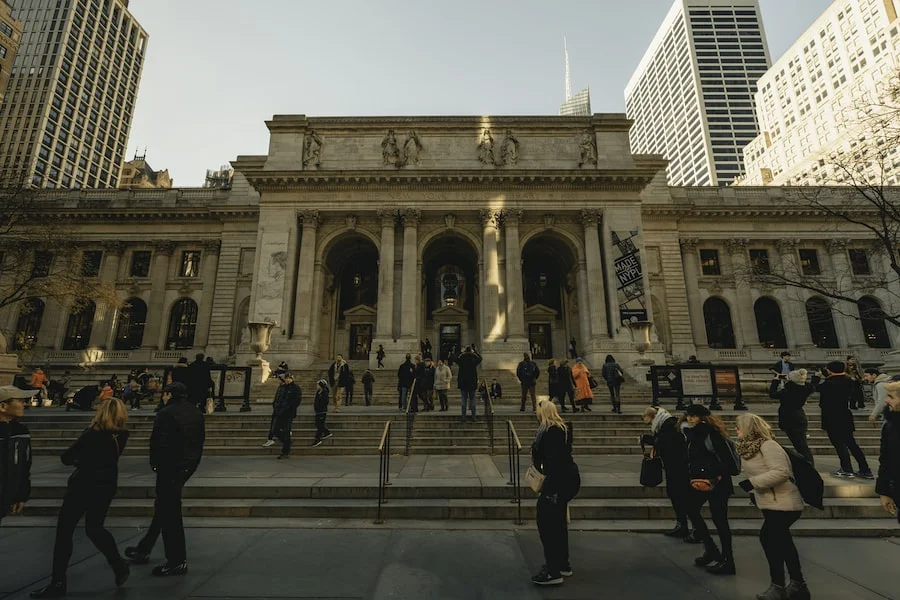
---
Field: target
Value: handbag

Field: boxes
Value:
[525,464,546,494]
[639,447,664,487]
[587,375,599,390]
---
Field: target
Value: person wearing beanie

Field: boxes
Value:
[642,406,692,540]
[818,362,873,479]
[312,379,333,447]
[124,381,205,577]
[769,369,815,466]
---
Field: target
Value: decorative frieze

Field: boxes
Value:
[479,208,502,229]
[301,209,321,229]
[402,208,421,228]
[724,238,749,255]
[580,209,602,226]
[153,241,177,256]
[679,238,699,253]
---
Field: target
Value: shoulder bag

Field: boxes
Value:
[639,443,664,487]
[525,465,545,493]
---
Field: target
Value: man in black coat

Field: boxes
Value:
[186,353,213,412]
[416,357,435,412]
[0,386,35,525]
[396,354,415,411]
[557,359,577,413]
[264,374,301,459]
[642,407,691,539]
[455,346,482,422]
[818,361,873,478]
[517,353,540,412]
[328,355,351,412]
[877,382,900,523]
[125,383,205,577]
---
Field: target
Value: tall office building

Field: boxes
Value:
[0,1,23,110]
[739,0,900,186]
[625,0,771,186]
[0,0,148,188]
[559,39,591,116]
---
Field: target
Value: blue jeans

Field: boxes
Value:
[399,387,409,410]
[460,389,476,417]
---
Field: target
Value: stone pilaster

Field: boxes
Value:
[480,209,503,343]
[194,240,221,349]
[679,238,707,348]
[281,217,300,338]
[292,210,320,341]
[582,209,608,344]
[725,238,755,348]
[145,241,176,350]
[400,209,420,340]
[376,209,397,340]
[90,242,125,349]
[574,261,592,355]
[826,238,866,348]
[775,239,813,349]
[503,209,526,341]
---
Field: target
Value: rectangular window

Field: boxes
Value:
[32,251,53,278]
[0,21,13,37]
[130,250,151,278]
[749,249,770,274]
[239,248,255,277]
[179,251,201,278]
[81,250,103,277]
[798,249,821,275]
[848,249,871,275]
[700,249,721,276]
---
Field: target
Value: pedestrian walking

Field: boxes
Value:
[362,369,375,406]
[30,399,131,598]
[397,354,415,411]
[769,369,815,466]
[530,400,580,586]
[684,404,738,576]
[376,345,386,369]
[419,357,436,411]
[558,359,578,412]
[186,353,213,412]
[601,355,624,414]
[456,345,482,422]
[642,406,692,540]
[568,337,577,360]
[818,361,873,479]
[571,358,593,412]
[124,382,205,577]
[262,374,301,459]
[422,338,433,360]
[434,359,452,411]
[865,368,892,422]
[312,379,333,447]
[328,355,351,412]
[735,413,810,600]
[846,355,866,410]
[517,353,540,412]
[0,386,35,527]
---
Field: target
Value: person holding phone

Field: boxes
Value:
[768,352,795,382]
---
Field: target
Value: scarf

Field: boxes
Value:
[650,408,672,434]
[735,433,765,460]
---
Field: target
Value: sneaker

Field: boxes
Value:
[322,432,333,439]
[560,565,573,577]
[312,440,323,447]
[277,454,290,460]
[855,470,875,479]
[755,583,787,600]
[706,560,736,575]
[151,562,188,577]
[664,524,690,538]
[261,440,276,448]
[683,533,703,544]
[124,546,150,565]
[785,580,810,600]
[694,550,721,567]
[830,469,855,478]
[29,581,67,598]
[531,566,563,586]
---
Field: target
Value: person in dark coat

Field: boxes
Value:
[642,406,692,539]
[683,404,736,576]
[186,353,213,412]
[877,382,900,524]
[30,399,130,598]
[265,374,301,459]
[818,361,873,478]
[557,359,577,412]
[600,355,624,414]
[455,346,482,422]
[362,370,375,406]
[568,337,577,360]
[67,384,100,412]
[396,354,415,411]
[517,353,540,412]
[376,345,386,369]
[530,400,580,586]
[769,369,815,465]
[312,379,332,446]
[328,355,351,412]
[768,351,795,381]
[0,386,35,526]
[418,358,436,411]
[547,359,560,405]
[125,382,205,577]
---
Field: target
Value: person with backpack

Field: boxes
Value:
[769,369,815,466]
[517,353,540,412]
[601,355,624,414]
[682,404,738,576]
[735,413,810,600]
[878,381,900,524]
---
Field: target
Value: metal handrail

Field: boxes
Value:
[481,378,495,454]
[506,420,524,525]
[405,380,417,455]
[375,420,392,524]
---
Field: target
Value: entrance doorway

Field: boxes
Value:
[349,324,372,360]
[528,323,552,359]
[439,324,461,362]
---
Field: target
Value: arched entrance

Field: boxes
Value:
[521,233,579,360]
[422,232,479,362]
[320,234,379,360]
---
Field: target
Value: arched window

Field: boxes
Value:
[62,301,96,350]
[703,297,736,349]
[114,298,147,350]
[754,297,787,349]
[806,297,839,348]
[166,298,198,349]
[11,300,45,351]
[858,296,891,349]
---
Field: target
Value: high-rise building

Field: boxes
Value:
[0,1,23,111]
[738,0,900,186]
[559,38,591,116]
[625,0,771,186]
[0,0,148,189]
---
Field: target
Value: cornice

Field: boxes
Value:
[263,114,633,133]
[641,204,880,219]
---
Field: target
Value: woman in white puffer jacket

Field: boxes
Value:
[735,413,810,600]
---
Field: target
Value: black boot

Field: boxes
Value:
[694,538,723,568]
[664,522,690,538]
[113,559,130,587]
[30,580,67,598]
[706,559,736,575]
[124,546,150,565]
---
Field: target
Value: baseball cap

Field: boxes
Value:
[0,386,38,403]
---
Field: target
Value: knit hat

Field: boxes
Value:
[825,360,846,375]
[684,404,710,417]
[317,379,329,389]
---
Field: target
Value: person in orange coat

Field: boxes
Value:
[571,358,593,412]
[31,368,49,405]
[99,383,114,401]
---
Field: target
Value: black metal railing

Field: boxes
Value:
[481,379,495,454]
[506,420,524,525]
[405,380,417,455]
[375,421,393,525]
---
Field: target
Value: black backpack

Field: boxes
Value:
[705,434,741,477]
[782,446,825,510]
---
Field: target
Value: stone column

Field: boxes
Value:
[775,239,813,349]
[376,209,397,340]
[827,238,867,348]
[400,209,420,340]
[725,238,756,348]
[91,242,126,349]
[873,240,900,348]
[582,209,608,342]
[574,262,592,354]
[281,216,300,338]
[194,240,221,349]
[144,241,176,350]
[480,209,503,343]
[679,239,708,348]
[292,210,320,341]
[503,209,526,341]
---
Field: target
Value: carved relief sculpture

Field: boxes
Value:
[477,129,496,166]
[303,130,323,168]
[346,215,358,230]
[500,130,520,166]
[382,129,401,167]
[444,213,457,229]
[402,208,421,228]
[403,131,423,166]
[578,129,598,167]
[542,214,556,229]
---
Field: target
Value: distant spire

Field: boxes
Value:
[564,36,572,101]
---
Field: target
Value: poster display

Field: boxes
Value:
[612,229,648,325]
[713,368,740,397]
[650,366,682,401]
[680,368,714,397]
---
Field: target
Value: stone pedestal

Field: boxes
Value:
[0,333,20,386]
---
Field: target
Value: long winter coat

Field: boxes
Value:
[771,381,813,432]
[742,439,804,512]
[433,365,452,391]
[685,422,734,497]
[455,351,483,392]
[877,410,900,524]
[653,416,690,499]
[571,362,593,402]
[557,364,574,393]
[531,424,580,501]
[818,374,857,435]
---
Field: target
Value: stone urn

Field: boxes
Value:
[247,320,276,360]
[628,320,654,355]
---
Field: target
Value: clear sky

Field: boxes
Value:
[125,0,834,186]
